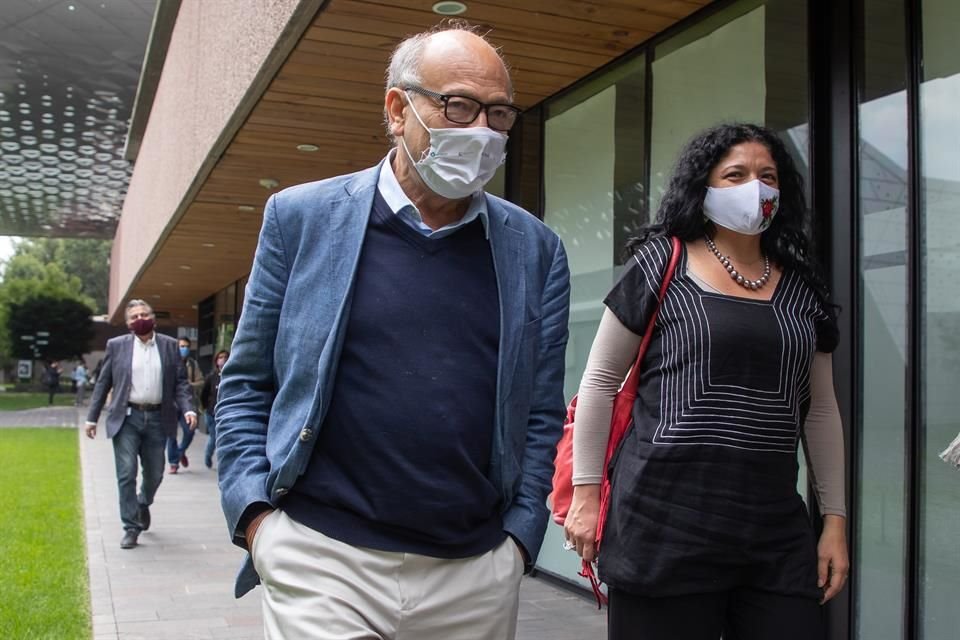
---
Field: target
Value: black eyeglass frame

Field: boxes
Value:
[403,85,521,132]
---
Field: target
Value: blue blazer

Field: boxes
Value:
[216,161,571,597]
[86,333,195,438]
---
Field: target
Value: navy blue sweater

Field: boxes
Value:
[284,191,505,557]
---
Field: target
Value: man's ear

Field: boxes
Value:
[384,88,407,139]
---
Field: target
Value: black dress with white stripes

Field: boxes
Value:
[598,235,837,600]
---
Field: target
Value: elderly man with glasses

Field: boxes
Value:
[216,21,570,640]
[85,300,197,549]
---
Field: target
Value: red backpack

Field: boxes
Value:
[549,236,681,605]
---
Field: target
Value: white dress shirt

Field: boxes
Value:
[377,150,489,239]
[128,334,162,404]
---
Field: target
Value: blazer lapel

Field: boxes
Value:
[486,197,526,400]
[309,164,379,426]
[117,334,135,407]
[325,163,380,334]
[121,334,134,367]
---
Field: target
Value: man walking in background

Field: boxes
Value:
[85,299,197,549]
[166,336,204,474]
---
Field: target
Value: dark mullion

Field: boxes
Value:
[643,51,653,235]
[811,0,859,637]
[903,0,924,637]
[536,105,546,219]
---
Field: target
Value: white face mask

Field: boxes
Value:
[702,179,780,235]
[400,94,507,200]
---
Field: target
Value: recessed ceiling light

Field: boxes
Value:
[259,177,279,189]
[202,242,215,248]
[238,205,256,212]
[432,1,467,15]
[179,265,191,270]
[163,282,173,287]
[296,144,319,152]
[151,294,160,299]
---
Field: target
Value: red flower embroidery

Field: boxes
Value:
[761,197,777,218]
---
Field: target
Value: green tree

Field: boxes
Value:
[0,253,95,359]
[7,296,95,361]
[9,238,111,314]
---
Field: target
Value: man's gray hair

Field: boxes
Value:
[125,299,153,318]
[383,21,512,141]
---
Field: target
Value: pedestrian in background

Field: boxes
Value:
[84,299,197,549]
[72,360,89,406]
[43,360,62,405]
[166,337,204,473]
[200,349,228,469]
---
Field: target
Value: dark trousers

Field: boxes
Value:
[608,587,825,640]
[204,413,216,466]
[112,408,165,532]
[166,414,195,465]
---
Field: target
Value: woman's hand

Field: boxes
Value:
[818,514,849,603]
[564,484,601,562]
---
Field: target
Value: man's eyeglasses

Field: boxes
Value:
[404,86,521,133]
[127,312,153,320]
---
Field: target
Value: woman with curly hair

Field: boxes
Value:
[564,123,848,639]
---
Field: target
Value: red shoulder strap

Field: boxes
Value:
[620,236,682,391]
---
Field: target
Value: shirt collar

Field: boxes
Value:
[133,333,156,348]
[377,150,489,238]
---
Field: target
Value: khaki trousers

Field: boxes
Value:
[252,510,524,640]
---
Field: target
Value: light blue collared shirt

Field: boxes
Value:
[377,150,489,239]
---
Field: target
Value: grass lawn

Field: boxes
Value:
[0,392,76,412]
[0,428,90,639]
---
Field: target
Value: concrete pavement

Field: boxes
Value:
[71,410,607,639]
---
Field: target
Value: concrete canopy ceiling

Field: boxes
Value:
[0,0,156,238]
[122,0,711,320]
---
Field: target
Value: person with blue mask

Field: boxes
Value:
[166,336,204,474]
[215,21,570,640]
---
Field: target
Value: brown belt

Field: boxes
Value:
[128,402,161,412]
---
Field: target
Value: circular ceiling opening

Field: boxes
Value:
[432,2,467,16]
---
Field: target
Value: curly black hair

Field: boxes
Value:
[627,122,833,309]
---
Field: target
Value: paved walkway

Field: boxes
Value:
[69,409,607,639]
[0,404,81,427]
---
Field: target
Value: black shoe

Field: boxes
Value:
[120,530,139,549]
[137,504,151,531]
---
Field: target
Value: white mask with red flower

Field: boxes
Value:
[702,179,780,235]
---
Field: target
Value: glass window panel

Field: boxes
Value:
[650,0,810,210]
[650,2,764,210]
[539,57,646,583]
[486,163,505,199]
[855,1,909,637]
[919,0,960,637]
